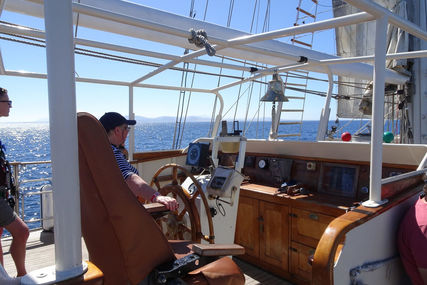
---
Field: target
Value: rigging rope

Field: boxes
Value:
[173,0,211,149]
[172,1,196,149]
[208,0,235,137]
[74,0,81,78]
[232,0,258,125]
[0,31,373,103]
[188,29,216,56]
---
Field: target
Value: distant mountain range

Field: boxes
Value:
[7,115,213,124]
[135,116,211,123]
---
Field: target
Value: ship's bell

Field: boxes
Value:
[260,73,289,102]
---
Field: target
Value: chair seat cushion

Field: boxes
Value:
[168,241,244,284]
[183,257,245,285]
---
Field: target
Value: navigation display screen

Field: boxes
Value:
[318,163,359,198]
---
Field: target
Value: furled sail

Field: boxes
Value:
[333,0,409,119]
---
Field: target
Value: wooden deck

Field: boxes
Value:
[2,229,292,284]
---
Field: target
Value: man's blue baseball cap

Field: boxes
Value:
[99,112,136,132]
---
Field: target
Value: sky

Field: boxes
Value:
[0,0,339,123]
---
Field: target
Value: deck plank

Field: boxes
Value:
[3,230,292,284]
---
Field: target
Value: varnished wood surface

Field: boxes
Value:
[290,241,314,283]
[259,201,289,270]
[192,243,245,256]
[133,150,186,162]
[291,208,335,248]
[240,183,352,216]
[237,185,338,284]
[144,202,169,213]
[235,196,260,258]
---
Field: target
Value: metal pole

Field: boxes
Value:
[211,91,224,138]
[316,68,334,141]
[128,86,135,161]
[362,16,388,208]
[22,0,86,283]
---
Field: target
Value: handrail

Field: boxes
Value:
[382,168,427,185]
[416,152,427,171]
[312,184,423,285]
[6,161,53,231]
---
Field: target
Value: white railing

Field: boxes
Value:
[9,161,52,230]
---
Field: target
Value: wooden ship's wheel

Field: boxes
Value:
[150,163,214,244]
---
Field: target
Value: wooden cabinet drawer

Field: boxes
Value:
[235,196,260,258]
[259,201,289,270]
[291,208,335,248]
[290,241,315,282]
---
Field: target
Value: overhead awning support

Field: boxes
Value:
[362,16,389,208]
[22,1,87,283]
[345,0,427,42]
[316,67,334,141]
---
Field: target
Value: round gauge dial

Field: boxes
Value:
[187,144,201,166]
[258,159,268,169]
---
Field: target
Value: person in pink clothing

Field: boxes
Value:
[398,183,427,285]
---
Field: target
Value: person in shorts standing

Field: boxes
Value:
[0,88,29,276]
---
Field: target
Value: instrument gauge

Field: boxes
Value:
[258,159,268,169]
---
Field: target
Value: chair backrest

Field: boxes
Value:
[77,112,175,285]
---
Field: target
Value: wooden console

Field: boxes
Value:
[235,183,352,284]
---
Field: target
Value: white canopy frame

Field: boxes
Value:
[0,0,426,283]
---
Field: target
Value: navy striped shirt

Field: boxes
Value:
[111,144,138,180]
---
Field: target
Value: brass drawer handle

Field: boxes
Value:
[309,213,318,220]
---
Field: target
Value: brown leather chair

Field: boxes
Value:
[77,112,245,285]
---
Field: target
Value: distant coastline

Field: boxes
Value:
[0,116,368,124]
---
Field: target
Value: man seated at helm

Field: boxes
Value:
[100,112,178,211]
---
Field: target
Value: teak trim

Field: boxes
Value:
[311,183,423,285]
[133,150,186,163]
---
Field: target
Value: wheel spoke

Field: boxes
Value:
[172,166,178,185]
[151,163,214,243]
[154,179,161,191]
[177,208,187,220]
[178,223,192,234]
[157,217,168,224]
[190,191,200,202]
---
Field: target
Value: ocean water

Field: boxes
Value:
[0,120,371,233]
